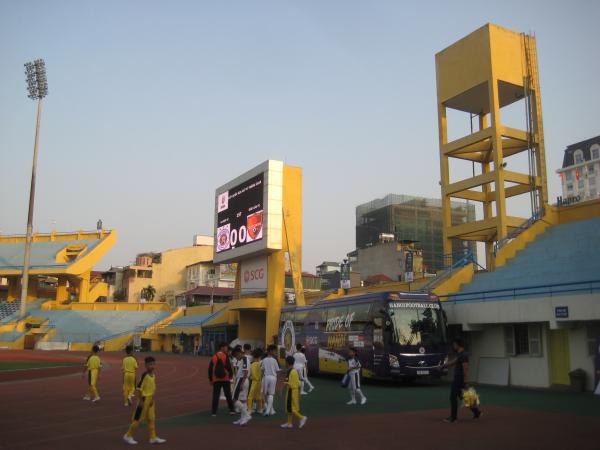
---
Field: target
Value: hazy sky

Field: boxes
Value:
[1,1,598,272]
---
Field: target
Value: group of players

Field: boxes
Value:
[207,342,315,428]
[81,340,368,445]
[207,341,368,428]
[82,344,166,445]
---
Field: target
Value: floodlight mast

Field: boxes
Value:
[20,59,48,318]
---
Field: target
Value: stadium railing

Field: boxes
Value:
[493,207,545,256]
[419,251,475,293]
[438,279,600,303]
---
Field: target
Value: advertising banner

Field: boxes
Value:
[240,255,268,294]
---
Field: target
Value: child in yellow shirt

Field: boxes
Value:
[247,348,264,415]
[83,344,102,402]
[123,356,166,445]
[122,345,138,406]
[280,356,307,429]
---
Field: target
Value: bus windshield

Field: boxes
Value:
[389,306,446,347]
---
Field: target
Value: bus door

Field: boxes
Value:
[372,315,388,377]
[304,311,320,374]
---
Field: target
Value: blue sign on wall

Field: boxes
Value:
[555,306,569,319]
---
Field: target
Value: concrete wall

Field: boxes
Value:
[356,242,407,281]
[445,292,600,330]
[465,321,600,390]
[568,323,596,391]
[467,324,550,388]
[126,245,213,303]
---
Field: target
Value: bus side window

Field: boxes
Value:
[293,311,306,335]
[317,309,327,332]
[350,304,371,332]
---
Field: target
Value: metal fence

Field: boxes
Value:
[439,279,600,303]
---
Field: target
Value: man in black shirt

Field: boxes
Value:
[441,337,481,423]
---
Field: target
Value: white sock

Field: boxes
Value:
[356,389,365,401]
[239,403,249,421]
[267,395,274,413]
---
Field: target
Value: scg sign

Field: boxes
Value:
[241,256,268,292]
[244,268,265,283]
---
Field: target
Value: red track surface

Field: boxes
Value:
[0,351,82,382]
[0,350,598,450]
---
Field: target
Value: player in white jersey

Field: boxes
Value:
[243,343,253,363]
[261,344,280,416]
[232,347,252,425]
[293,344,313,395]
[346,347,366,405]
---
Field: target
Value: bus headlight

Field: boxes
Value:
[389,354,400,368]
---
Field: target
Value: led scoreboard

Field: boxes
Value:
[216,173,264,254]
[213,160,283,264]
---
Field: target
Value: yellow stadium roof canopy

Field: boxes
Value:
[0,230,117,277]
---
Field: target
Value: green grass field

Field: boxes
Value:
[0,361,79,371]
[162,376,600,427]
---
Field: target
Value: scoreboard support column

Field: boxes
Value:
[265,165,304,345]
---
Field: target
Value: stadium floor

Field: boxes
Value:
[0,350,598,450]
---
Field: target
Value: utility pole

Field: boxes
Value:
[20,59,48,318]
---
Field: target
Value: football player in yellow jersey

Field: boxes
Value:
[122,345,138,406]
[247,348,264,415]
[281,356,308,429]
[123,356,166,445]
[83,344,102,402]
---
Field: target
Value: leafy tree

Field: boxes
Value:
[142,285,156,302]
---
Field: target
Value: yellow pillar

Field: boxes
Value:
[488,76,508,242]
[265,250,285,345]
[282,165,305,307]
[56,277,68,303]
[7,278,21,301]
[78,271,90,303]
[26,276,39,301]
[437,103,453,259]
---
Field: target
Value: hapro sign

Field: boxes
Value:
[214,160,284,264]
[241,256,268,293]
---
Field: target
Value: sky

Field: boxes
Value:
[1,1,598,272]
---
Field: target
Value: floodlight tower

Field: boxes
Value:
[20,59,48,317]
[435,24,548,270]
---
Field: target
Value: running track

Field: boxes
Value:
[1,350,599,450]
[0,351,209,449]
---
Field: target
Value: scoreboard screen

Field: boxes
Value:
[216,173,264,254]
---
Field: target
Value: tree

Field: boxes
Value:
[113,289,127,302]
[142,285,156,302]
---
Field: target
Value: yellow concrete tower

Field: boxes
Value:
[435,24,548,270]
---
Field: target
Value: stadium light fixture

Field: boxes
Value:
[20,58,48,318]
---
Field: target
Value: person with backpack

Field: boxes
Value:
[208,342,236,416]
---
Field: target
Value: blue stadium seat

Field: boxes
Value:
[458,217,600,300]
[26,306,169,343]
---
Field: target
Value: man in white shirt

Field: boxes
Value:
[261,344,280,416]
[346,347,366,405]
[293,344,314,395]
[232,347,252,426]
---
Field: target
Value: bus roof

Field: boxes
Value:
[283,291,437,312]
